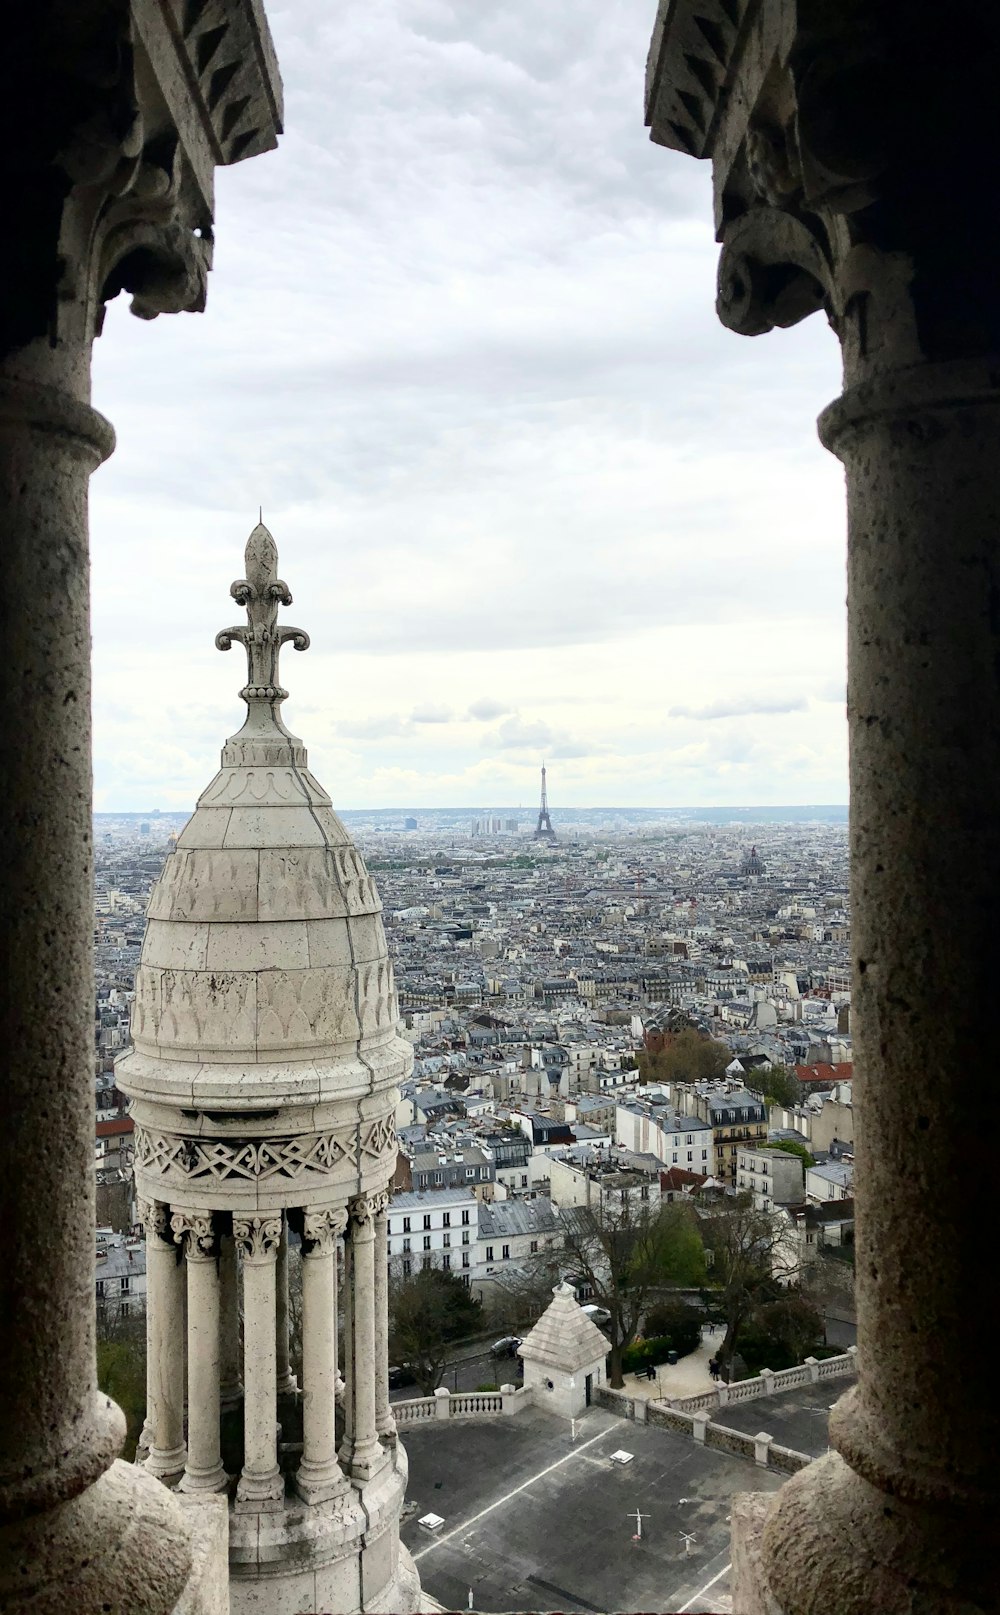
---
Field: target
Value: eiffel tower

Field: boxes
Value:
[534,762,557,843]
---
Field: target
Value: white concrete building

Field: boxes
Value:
[388,1187,479,1281]
[615,1098,713,1174]
[736,1146,806,1211]
[117,527,419,1614]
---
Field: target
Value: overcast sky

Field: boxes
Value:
[90,0,846,813]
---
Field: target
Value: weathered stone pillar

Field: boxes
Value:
[275,1216,297,1395]
[140,1199,186,1482]
[219,1231,243,1410]
[374,1205,395,1442]
[644,4,1000,1610]
[175,1213,228,1496]
[339,1227,355,1465]
[346,1192,388,1483]
[234,1215,283,1510]
[297,1209,349,1503]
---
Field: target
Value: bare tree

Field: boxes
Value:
[388,1257,483,1395]
[560,1197,705,1388]
[699,1193,795,1375]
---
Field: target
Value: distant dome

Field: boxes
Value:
[741,843,766,877]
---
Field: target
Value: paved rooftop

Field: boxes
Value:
[708,1378,843,1459]
[400,1404,781,1613]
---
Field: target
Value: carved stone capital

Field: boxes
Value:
[348,1189,389,1229]
[233,1214,282,1263]
[170,1209,217,1259]
[136,1196,172,1245]
[302,1207,349,1256]
[646,0,1000,378]
[1,2,282,362]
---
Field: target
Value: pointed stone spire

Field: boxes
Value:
[214,521,310,766]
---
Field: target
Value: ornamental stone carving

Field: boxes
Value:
[644,0,998,385]
[134,1117,396,1182]
[348,1189,390,1228]
[136,1196,172,1243]
[233,1215,283,1262]
[302,1208,349,1255]
[170,1209,218,1258]
[2,6,281,362]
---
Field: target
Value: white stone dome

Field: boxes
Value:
[118,522,410,1148]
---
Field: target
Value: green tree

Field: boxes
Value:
[699,1194,794,1377]
[744,1063,801,1109]
[638,1029,732,1086]
[96,1311,147,1460]
[388,1263,483,1395]
[737,1291,825,1372]
[561,1197,705,1388]
[769,1137,814,1169]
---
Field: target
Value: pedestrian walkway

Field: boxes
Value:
[619,1325,721,1402]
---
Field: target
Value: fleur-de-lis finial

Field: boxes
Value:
[215,521,310,711]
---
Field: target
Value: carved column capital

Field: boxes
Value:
[1,2,282,362]
[233,1214,282,1264]
[136,1196,173,1245]
[170,1209,218,1260]
[348,1189,389,1229]
[646,0,1000,381]
[302,1207,349,1257]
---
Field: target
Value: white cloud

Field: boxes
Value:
[87,0,847,809]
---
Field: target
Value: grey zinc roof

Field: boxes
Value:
[478,1197,559,1239]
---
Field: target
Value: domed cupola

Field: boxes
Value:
[116,523,419,1615]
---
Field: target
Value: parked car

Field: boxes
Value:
[388,1364,416,1388]
[580,1304,612,1327]
[490,1336,522,1358]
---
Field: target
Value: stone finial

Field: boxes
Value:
[216,522,310,711]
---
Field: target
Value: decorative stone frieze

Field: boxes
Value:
[134,1116,396,1182]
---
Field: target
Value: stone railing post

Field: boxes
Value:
[692,1411,710,1445]
[754,1432,774,1469]
[804,1357,820,1385]
[434,1389,451,1421]
[233,1216,283,1511]
[716,1383,730,1407]
[645,3,1000,1608]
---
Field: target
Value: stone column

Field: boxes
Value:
[643,8,1000,1611]
[339,1229,355,1462]
[374,1204,395,1443]
[296,1208,349,1503]
[275,1216,297,1395]
[219,1232,243,1410]
[234,1215,283,1510]
[345,1191,388,1483]
[139,1199,186,1482]
[174,1213,228,1495]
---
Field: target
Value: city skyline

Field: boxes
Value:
[89,0,847,813]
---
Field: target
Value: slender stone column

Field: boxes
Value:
[139,1199,186,1482]
[346,1192,388,1483]
[0,376,122,1519]
[296,1209,349,1503]
[219,1233,243,1410]
[339,1230,355,1463]
[275,1217,297,1395]
[174,1213,228,1495]
[234,1215,283,1510]
[374,1205,395,1443]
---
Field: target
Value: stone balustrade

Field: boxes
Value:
[668,1349,857,1414]
[393,1386,530,1424]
